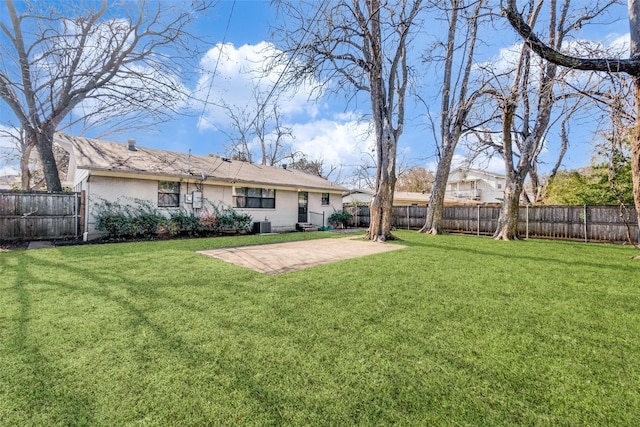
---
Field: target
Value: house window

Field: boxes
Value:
[158,181,180,207]
[321,193,330,205]
[497,183,502,189]
[234,187,276,209]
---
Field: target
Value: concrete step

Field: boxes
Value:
[296,222,318,232]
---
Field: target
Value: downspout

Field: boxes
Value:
[84,172,91,241]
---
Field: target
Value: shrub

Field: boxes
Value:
[210,202,252,234]
[167,210,204,237]
[198,208,220,234]
[93,198,164,239]
[328,211,352,228]
[93,197,253,240]
[129,201,165,237]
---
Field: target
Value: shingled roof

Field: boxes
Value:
[55,133,347,192]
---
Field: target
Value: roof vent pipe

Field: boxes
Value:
[127,138,137,151]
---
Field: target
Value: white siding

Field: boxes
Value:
[82,173,342,237]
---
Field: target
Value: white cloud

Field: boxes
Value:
[194,42,321,131]
[0,165,19,176]
[0,124,18,149]
[475,31,631,90]
[289,118,373,167]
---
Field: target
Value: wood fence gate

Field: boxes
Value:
[0,191,84,241]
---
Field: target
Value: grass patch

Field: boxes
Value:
[1,231,639,425]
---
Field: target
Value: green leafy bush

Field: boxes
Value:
[328,211,352,228]
[167,210,204,237]
[209,202,252,234]
[93,197,253,240]
[129,201,165,237]
[93,198,164,239]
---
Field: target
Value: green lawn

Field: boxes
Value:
[1,231,639,426]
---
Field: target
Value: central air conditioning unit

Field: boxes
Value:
[252,221,271,234]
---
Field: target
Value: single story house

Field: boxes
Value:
[343,189,457,206]
[342,189,374,205]
[393,191,432,206]
[56,133,347,239]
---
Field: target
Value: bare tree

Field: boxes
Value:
[396,167,434,192]
[0,0,211,191]
[418,0,486,234]
[504,0,640,235]
[473,0,616,240]
[274,0,423,241]
[217,95,295,166]
[0,126,31,189]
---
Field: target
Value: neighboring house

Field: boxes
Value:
[343,189,458,206]
[446,168,506,204]
[393,191,432,206]
[56,133,347,239]
[342,189,374,205]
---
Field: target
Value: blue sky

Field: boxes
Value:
[0,0,632,185]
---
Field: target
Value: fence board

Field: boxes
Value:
[0,191,82,240]
[344,204,639,244]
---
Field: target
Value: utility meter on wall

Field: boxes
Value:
[192,191,203,209]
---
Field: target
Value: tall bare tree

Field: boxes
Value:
[217,87,295,166]
[504,0,640,235]
[0,126,31,189]
[274,0,423,241]
[474,0,616,240]
[0,0,211,191]
[419,0,486,234]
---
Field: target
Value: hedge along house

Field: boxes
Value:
[55,133,347,240]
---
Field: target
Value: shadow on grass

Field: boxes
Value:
[2,250,296,424]
[4,256,97,425]
[398,232,640,274]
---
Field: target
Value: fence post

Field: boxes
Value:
[406,206,410,230]
[74,192,79,239]
[583,205,587,243]
[526,205,529,239]
[477,205,480,236]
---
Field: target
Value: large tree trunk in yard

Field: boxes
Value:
[493,174,524,240]
[368,178,396,242]
[33,126,62,192]
[420,140,456,234]
[20,143,32,190]
[366,123,398,242]
[632,76,640,234]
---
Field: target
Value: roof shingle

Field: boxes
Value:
[56,133,347,192]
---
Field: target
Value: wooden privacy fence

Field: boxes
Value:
[0,191,84,241]
[344,204,639,243]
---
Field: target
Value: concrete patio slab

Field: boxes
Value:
[197,236,404,274]
[27,241,54,249]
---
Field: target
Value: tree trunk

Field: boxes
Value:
[366,124,397,242]
[632,76,640,233]
[367,177,395,242]
[420,139,456,234]
[493,174,524,240]
[33,125,62,192]
[20,143,32,190]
